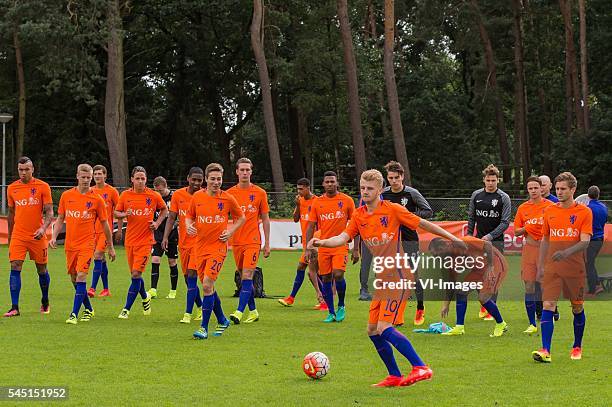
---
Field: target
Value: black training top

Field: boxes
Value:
[381,185,433,241]
[466,188,511,241]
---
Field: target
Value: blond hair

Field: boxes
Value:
[205,163,224,177]
[482,164,500,178]
[77,163,93,173]
[361,169,384,188]
[554,172,577,189]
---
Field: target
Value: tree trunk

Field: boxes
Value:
[511,0,530,183]
[337,0,367,179]
[560,0,584,132]
[578,0,589,132]
[105,0,129,187]
[13,30,25,161]
[251,0,284,192]
[383,0,411,184]
[287,97,306,179]
[469,0,511,183]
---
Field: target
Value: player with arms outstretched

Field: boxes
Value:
[532,172,592,363]
[309,169,464,387]
[49,164,116,324]
[187,163,245,339]
[5,156,53,317]
[115,166,167,319]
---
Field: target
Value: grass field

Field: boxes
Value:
[1,246,611,406]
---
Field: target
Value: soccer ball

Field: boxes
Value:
[302,352,330,379]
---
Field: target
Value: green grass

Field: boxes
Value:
[1,247,611,406]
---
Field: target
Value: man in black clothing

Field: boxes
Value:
[466,164,510,319]
[148,176,179,299]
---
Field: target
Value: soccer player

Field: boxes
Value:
[382,161,433,325]
[514,176,553,334]
[466,164,510,320]
[585,186,607,296]
[114,166,167,319]
[532,172,592,363]
[49,164,116,324]
[162,167,205,323]
[309,169,464,387]
[431,236,509,337]
[227,158,271,325]
[88,164,119,298]
[4,156,53,317]
[304,171,357,323]
[278,178,324,308]
[539,175,559,203]
[186,163,245,339]
[148,176,178,299]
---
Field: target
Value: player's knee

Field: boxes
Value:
[35,263,47,274]
[94,252,104,261]
[131,270,142,279]
[524,281,536,294]
[571,302,584,313]
[76,272,87,283]
[242,269,254,280]
[151,257,161,264]
[367,325,379,336]
[478,292,491,303]
[168,259,177,267]
[321,274,332,283]
[543,301,556,311]
[332,270,344,281]
[10,261,23,271]
[187,270,197,278]
[202,281,214,295]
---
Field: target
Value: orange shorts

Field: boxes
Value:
[126,245,151,272]
[542,270,585,304]
[233,245,260,270]
[65,250,93,275]
[9,237,48,264]
[317,251,347,275]
[520,243,539,282]
[179,246,194,276]
[94,233,108,253]
[368,299,407,325]
[189,252,226,282]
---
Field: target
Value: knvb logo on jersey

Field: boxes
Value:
[338,201,344,209]
[569,214,577,225]
[249,194,255,202]
[401,197,409,207]
[103,193,108,200]
[218,202,224,211]
[197,215,226,224]
[30,188,37,196]
[380,216,389,228]
[491,199,498,208]
[145,197,152,206]
[85,201,93,209]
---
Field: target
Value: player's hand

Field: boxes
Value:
[452,238,468,251]
[552,250,568,261]
[114,230,123,244]
[307,238,320,250]
[482,235,492,242]
[34,227,46,240]
[108,246,116,262]
[440,304,449,319]
[294,195,300,205]
[161,238,168,251]
[49,239,57,249]
[536,264,544,282]
[187,224,197,236]
[219,229,231,242]
[149,221,158,231]
[351,249,360,264]
[263,244,271,258]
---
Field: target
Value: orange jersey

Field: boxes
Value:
[92,183,119,234]
[116,188,166,246]
[514,199,554,241]
[58,188,107,251]
[187,190,243,254]
[298,195,317,245]
[542,202,593,273]
[7,177,53,239]
[170,187,197,249]
[309,192,355,253]
[226,184,269,246]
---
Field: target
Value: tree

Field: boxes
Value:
[251,0,284,192]
[560,0,584,132]
[383,0,411,184]
[105,0,129,187]
[578,0,589,132]
[337,0,366,179]
[13,28,25,160]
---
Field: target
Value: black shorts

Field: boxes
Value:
[151,241,178,259]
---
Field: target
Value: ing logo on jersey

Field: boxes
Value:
[146,197,152,206]
[249,194,255,202]
[569,214,577,225]
[491,199,498,207]
[338,201,343,209]
[218,202,224,211]
[380,216,389,228]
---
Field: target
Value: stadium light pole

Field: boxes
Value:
[0,113,13,215]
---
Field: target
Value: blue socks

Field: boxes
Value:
[91,260,103,289]
[101,262,109,289]
[322,281,335,315]
[237,279,253,313]
[573,310,586,348]
[201,294,215,331]
[381,326,425,367]
[248,291,256,311]
[456,293,468,325]
[541,310,554,352]
[9,270,21,308]
[213,292,226,323]
[72,282,86,315]
[525,293,536,326]
[369,334,401,377]
[336,278,346,307]
[185,276,199,314]
[138,278,147,299]
[38,271,50,304]
[482,300,503,323]
[124,278,140,310]
[289,269,306,298]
